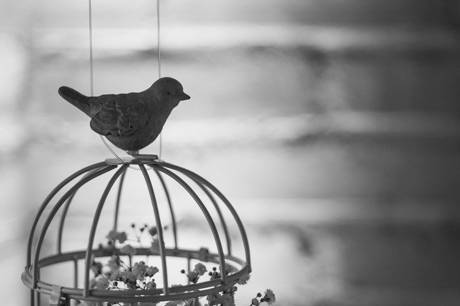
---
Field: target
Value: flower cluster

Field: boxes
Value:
[87,224,277,306]
[90,256,159,291]
[250,289,276,306]
[180,263,208,284]
[90,223,162,291]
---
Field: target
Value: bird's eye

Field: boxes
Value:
[166,91,171,95]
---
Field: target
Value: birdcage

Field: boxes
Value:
[22,155,251,306]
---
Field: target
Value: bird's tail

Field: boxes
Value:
[58,86,91,116]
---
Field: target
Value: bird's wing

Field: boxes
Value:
[90,94,149,137]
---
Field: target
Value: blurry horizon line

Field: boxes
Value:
[32,23,460,57]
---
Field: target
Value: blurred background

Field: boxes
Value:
[1,0,460,305]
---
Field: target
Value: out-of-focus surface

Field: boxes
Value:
[1,0,460,305]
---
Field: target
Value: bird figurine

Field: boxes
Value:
[58,77,190,154]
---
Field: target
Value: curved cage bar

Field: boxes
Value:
[83,165,129,296]
[22,156,251,305]
[139,163,169,294]
[27,162,108,265]
[153,168,178,249]
[161,161,252,269]
[153,165,227,283]
[112,167,127,232]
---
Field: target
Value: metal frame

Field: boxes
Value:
[22,156,251,305]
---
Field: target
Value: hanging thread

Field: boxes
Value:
[156,0,163,159]
[88,0,163,160]
[88,0,128,162]
[88,0,94,96]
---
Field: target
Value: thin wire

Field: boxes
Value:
[157,0,163,159]
[88,0,93,96]
[157,0,162,78]
[88,0,125,163]
[88,0,163,161]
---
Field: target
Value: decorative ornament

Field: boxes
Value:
[21,1,275,305]
[22,155,252,305]
[58,77,190,153]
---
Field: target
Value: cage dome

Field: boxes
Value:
[22,155,251,306]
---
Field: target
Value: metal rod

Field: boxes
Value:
[139,164,169,294]
[154,165,227,282]
[74,259,79,288]
[84,165,128,296]
[32,247,240,268]
[24,260,249,302]
[88,0,94,96]
[113,168,127,231]
[57,193,76,254]
[27,162,107,265]
[152,168,178,249]
[160,162,251,271]
[193,180,232,256]
[57,169,101,254]
[187,256,191,285]
[32,165,116,289]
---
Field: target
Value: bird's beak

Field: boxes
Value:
[180,92,191,101]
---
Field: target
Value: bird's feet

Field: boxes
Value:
[127,151,159,161]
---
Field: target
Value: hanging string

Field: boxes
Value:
[88,0,125,162]
[88,0,94,96]
[88,0,164,160]
[156,0,163,159]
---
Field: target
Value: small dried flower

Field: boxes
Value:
[260,289,276,304]
[145,280,156,290]
[107,255,120,272]
[250,298,260,306]
[148,226,158,236]
[91,261,103,276]
[193,263,207,276]
[106,230,118,241]
[116,231,127,243]
[145,266,159,277]
[187,271,199,284]
[121,270,137,282]
[132,261,147,280]
[106,230,127,244]
[237,273,250,285]
[198,247,209,261]
[90,275,109,289]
